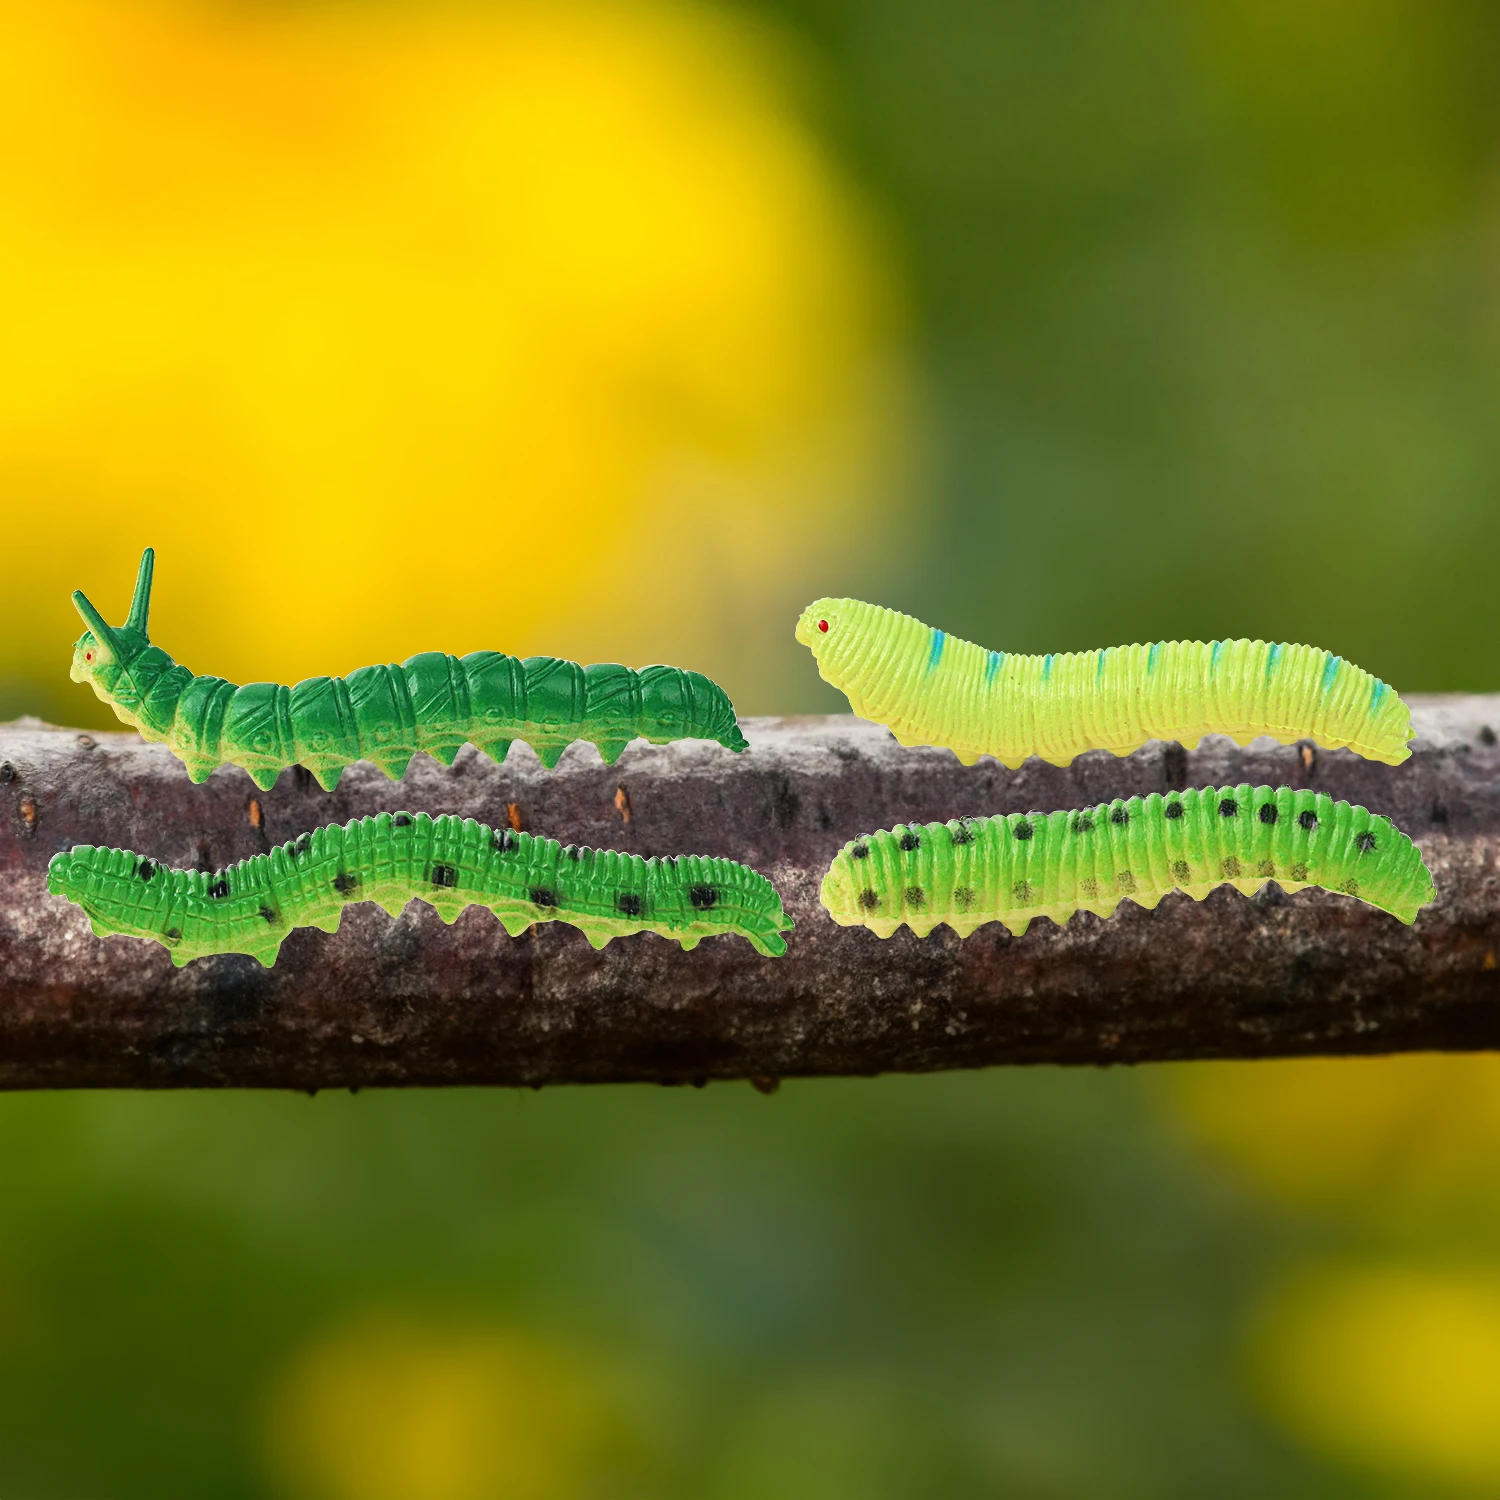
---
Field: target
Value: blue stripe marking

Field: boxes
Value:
[1042,654,1054,682]
[1210,640,1226,674]
[1096,648,1107,681]
[1370,678,1388,712]
[927,628,945,672]
[1322,654,1342,693]
[1147,642,1161,675]
[1266,642,1283,679]
[985,650,1004,684]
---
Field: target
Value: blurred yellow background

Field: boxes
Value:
[3,0,1500,1495]
[0,0,907,718]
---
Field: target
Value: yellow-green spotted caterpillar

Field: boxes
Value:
[796,599,1413,768]
[70,550,749,790]
[47,811,792,967]
[822,786,1434,939]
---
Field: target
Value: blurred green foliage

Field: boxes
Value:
[5,0,1500,1493]
[769,0,1500,696]
[0,1077,1365,1498]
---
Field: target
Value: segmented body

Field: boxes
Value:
[821,786,1433,938]
[795,599,1413,767]
[48,812,792,967]
[70,551,749,790]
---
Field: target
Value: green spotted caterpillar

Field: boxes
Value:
[796,599,1413,768]
[821,785,1434,939]
[47,811,792,967]
[70,549,749,791]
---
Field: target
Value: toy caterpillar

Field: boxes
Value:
[70,550,750,791]
[47,811,793,967]
[795,599,1413,768]
[821,785,1434,939]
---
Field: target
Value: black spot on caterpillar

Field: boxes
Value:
[898,831,921,852]
[47,812,792,966]
[822,785,1435,939]
[70,549,750,791]
[1218,798,1238,817]
[138,859,155,881]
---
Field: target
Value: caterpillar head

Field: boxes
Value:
[798,598,942,708]
[46,846,93,906]
[70,547,156,700]
[47,844,164,941]
[795,598,877,680]
[818,836,876,926]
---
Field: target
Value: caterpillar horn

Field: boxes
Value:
[124,546,155,638]
[69,588,125,660]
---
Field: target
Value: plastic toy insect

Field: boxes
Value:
[70,549,749,790]
[821,785,1433,939]
[795,599,1413,768]
[48,811,793,967]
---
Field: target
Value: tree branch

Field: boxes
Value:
[2,701,1498,1089]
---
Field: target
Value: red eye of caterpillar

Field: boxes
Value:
[84,652,92,661]
[818,620,829,633]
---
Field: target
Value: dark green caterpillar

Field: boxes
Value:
[70,549,749,790]
[47,811,792,967]
[823,785,1435,938]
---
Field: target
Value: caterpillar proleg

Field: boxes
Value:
[796,599,1413,768]
[47,812,793,967]
[70,550,750,790]
[821,786,1434,939]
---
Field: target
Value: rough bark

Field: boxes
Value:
[2,702,1498,1089]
